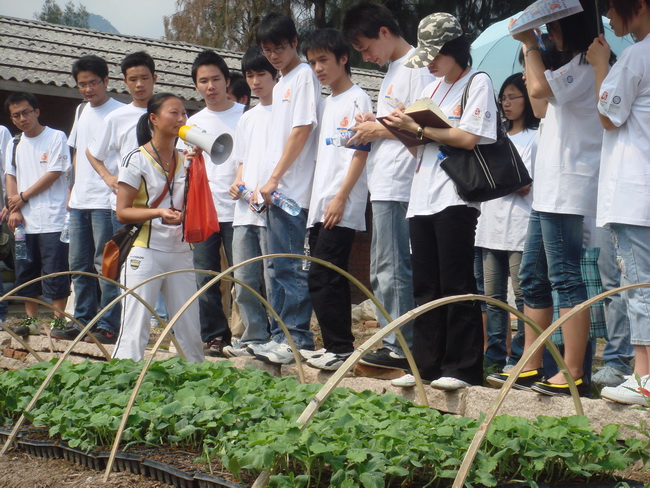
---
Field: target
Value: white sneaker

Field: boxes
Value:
[592,365,627,387]
[391,374,416,387]
[601,375,650,406]
[299,348,326,361]
[430,377,471,391]
[222,344,254,358]
[306,351,351,371]
[254,342,296,364]
[246,340,277,356]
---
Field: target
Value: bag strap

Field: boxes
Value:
[149,150,178,210]
[10,133,22,171]
[459,71,508,140]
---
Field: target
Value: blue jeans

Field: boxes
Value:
[370,201,414,354]
[520,211,587,310]
[233,225,270,344]
[69,209,121,334]
[192,223,234,343]
[483,249,524,369]
[266,205,313,350]
[610,224,650,346]
[596,227,633,372]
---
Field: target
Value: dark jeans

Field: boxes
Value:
[192,223,233,344]
[307,223,356,354]
[410,206,483,385]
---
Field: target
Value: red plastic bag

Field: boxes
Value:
[183,151,219,243]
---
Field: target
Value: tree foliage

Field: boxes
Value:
[164,0,530,62]
[164,0,270,51]
[34,0,90,28]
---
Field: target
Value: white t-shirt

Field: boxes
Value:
[597,34,650,228]
[6,127,71,234]
[68,98,124,210]
[265,63,321,209]
[88,103,146,209]
[532,54,603,217]
[118,147,189,253]
[407,70,498,218]
[183,103,244,223]
[475,128,537,251]
[307,85,372,231]
[367,47,435,202]
[231,103,272,227]
[0,125,12,196]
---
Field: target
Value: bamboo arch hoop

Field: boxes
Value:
[104,252,420,480]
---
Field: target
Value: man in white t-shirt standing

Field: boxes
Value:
[4,93,71,336]
[51,55,125,343]
[184,50,245,356]
[253,12,321,364]
[342,2,434,370]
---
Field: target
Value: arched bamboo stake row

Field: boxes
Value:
[0,271,176,457]
[103,266,299,481]
[251,293,568,487]
[451,282,650,488]
[104,252,411,482]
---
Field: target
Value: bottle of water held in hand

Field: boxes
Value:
[270,191,301,216]
[325,130,371,152]
[60,212,70,243]
[15,223,27,260]
[238,185,266,213]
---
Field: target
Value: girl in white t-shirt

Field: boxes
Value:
[586,0,650,405]
[384,13,497,390]
[488,0,606,396]
[476,73,538,371]
[113,93,204,363]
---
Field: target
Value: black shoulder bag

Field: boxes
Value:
[439,72,532,202]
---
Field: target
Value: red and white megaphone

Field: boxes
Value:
[178,124,233,165]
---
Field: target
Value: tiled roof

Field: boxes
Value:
[0,15,384,104]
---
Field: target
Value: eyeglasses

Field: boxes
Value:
[10,109,35,120]
[77,79,103,90]
[262,43,289,56]
[499,95,524,104]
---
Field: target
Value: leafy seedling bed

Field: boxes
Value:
[0,359,648,488]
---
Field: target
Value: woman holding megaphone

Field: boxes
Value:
[112,93,204,363]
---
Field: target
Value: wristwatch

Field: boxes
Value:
[416,126,424,140]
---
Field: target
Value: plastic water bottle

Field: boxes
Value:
[325,130,371,152]
[302,233,311,271]
[270,191,301,216]
[60,212,70,243]
[15,223,27,260]
[238,185,266,213]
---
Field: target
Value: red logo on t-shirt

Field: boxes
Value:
[453,105,461,116]
[474,108,481,116]
[386,85,394,96]
[340,117,349,127]
[601,91,608,100]
[40,153,48,164]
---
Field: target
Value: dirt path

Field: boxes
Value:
[0,452,165,488]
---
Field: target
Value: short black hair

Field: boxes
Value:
[342,1,402,44]
[72,55,109,81]
[439,36,473,70]
[498,73,540,132]
[256,12,298,46]
[302,28,352,76]
[609,0,650,28]
[120,51,156,77]
[228,73,251,101]
[241,46,278,78]
[191,50,230,85]
[4,92,39,114]
[555,0,604,54]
